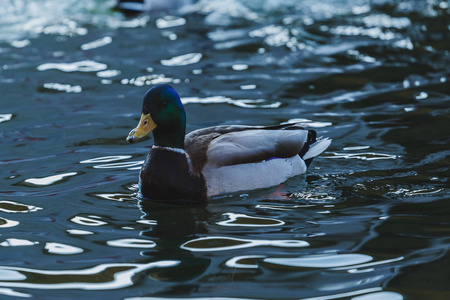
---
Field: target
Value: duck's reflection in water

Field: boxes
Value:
[138,200,211,283]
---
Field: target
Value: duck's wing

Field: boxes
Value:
[206,129,308,166]
[185,124,311,173]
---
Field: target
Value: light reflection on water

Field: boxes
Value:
[181,236,309,251]
[0,0,449,299]
[264,253,373,268]
[217,212,285,227]
[0,261,180,290]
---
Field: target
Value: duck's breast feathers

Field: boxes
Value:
[184,124,311,171]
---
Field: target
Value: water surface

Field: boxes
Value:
[0,0,449,299]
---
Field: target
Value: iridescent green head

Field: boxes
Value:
[127,85,186,149]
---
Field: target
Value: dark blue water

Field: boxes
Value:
[0,0,449,299]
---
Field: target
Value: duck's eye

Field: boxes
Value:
[160,101,168,108]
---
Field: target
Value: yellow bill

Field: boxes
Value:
[126,113,156,143]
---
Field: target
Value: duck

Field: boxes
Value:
[126,84,331,202]
[115,0,193,14]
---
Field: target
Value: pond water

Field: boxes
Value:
[0,0,449,299]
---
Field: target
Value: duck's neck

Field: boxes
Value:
[152,127,185,150]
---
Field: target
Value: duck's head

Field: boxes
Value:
[127,85,186,149]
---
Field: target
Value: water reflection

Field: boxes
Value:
[70,215,108,226]
[37,60,107,72]
[0,200,42,213]
[263,253,373,269]
[24,172,78,186]
[225,255,266,269]
[161,52,202,66]
[323,152,397,161]
[181,236,309,251]
[138,200,208,239]
[138,202,211,282]
[217,212,285,227]
[81,36,113,51]
[0,261,180,290]
[66,229,94,235]
[44,242,84,255]
[0,114,12,123]
[0,217,20,228]
[0,0,448,298]
[352,291,404,300]
[182,96,281,108]
[107,238,156,248]
[156,16,187,29]
[42,82,82,93]
[0,238,38,247]
[0,288,31,298]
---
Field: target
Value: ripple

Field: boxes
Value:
[289,192,336,202]
[181,236,309,252]
[121,74,180,86]
[91,161,144,169]
[10,39,30,48]
[42,82,82,93]
[125,297,254,300]
[161,53,202,66]
[331,256,404,272]
[136,219,157,225]
[302,90,382,105]
[0,238,38,247]
[225,255,266,269]
[93,193,134,202]
[118,15,150,28]
[240,84,257,90]
[323,152,397,161]
[217,213,285,227]
[96,70,121,78]
[352,291,404,300]
[302,287,383,300]
[66,229,94,235]
[0,288,31,298]
[40,20,87,36]
[264,254,373,269]
[44,242,84,255]
[363,14,411,29]
[283,118,333,128]
[0,114,12,123]
[256,204,315,211]
[0,217,19,228]
[330,25,398,40]
[405,188,444,196]
[80,155,131,164]
[0,261,179,290]
[70,215,107,226]
[250,25,291,47]
[343,146,371,151]
[24,172,78,186]
[37,60,107,72]
[156,16,186,29]
[0,200,42,213]
[81,36,112,51]
[388,187,445,197]
[182,96,281,109]
[232,64,248,71]
[107,238,156,249]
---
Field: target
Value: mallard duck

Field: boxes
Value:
[115,0,193,14]
[127,84,331,202]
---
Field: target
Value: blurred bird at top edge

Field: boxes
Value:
[115,0,194,14]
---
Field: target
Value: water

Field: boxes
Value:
[0,0,449,299]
